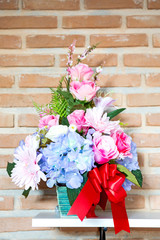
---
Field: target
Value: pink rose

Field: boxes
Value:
[39,115,59,129]
[93,134,119,164]
[67,63,94,82]
[70,81,100,101]
[67,110,86,132]
[112,131,132,159]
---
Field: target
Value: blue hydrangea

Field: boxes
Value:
[116,141,140,191]
[39,130,95,189]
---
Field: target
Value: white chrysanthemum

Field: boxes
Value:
[11,136,46,190]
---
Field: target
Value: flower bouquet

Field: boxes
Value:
[7,42,142,234]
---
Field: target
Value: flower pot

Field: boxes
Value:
[56,185,71,217]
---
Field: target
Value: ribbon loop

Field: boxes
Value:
[88,168,102,193]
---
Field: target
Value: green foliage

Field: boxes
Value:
[132,169,143,187]
[7,162,15,177]
[33,101,44,114]
[22,187,31,198]
[107,108,126,120]
[119,122,128,127]
[116,164,141,187]
[61,117,69,126]
[49,88,69,117]
[67,172,88,206]
[41,137,52,147]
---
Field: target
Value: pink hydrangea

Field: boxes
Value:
[67,63,94,81]
[11,135,46,190]
[70,81,99,101]
[67,110,86,132]
[112,131,132,159]
[39,115,59,129]
[93,133,119,164]
[85,107,120,134]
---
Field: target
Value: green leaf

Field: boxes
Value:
[61,117,69,126]
[132,169,143,187]
[58,76,65,90]
[57,90,74,105]
[7,162,15,177]
[67,172,88,206]
[107,108,126,120]
[22,187,31,198]
[116,164,140,187]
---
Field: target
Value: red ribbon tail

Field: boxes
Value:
[98,188,108,210]
[111,201,130,234]
[86,205,97,218]
[67,180,100,221]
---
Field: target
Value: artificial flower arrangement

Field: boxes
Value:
[7,41,142,234]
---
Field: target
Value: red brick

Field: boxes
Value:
[0,134,28,148]
[127,15,160,28]
[142,175,160,189]
[0,35,21,49]
[20,195,57,210]
[0,55,54,67]
[0,155,13,168]
[113,113,142,127]
[109,93,122,106]
[60,54,117,67]
[0,94,51,107]
[18,114,39,127]
[150,196,160,209]
[153,34,160,47]
[103,194,145,210]
[0,75,14,88]
[138,152,145,167]
[0,113,14,127]
[85,0,143,9]
[146,73,160,86]
[148,153,160,167]
[98,74,141,87]
[0,176,20,190]
[26,34,85,48]
[0,16,57,29]
[0,196,14,210]
[146,113,160,126]
[125,195,145,209]
[90,34,148,47]
[131,133,160,148]
[124,54,160,67]
[148,0,160,9]
[0,217,49,232]
[127,93,160,107]
[23,0,80,10]
[62,16,122,28]
[19,74,61,88]
[0,0,19,9]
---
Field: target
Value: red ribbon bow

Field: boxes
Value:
[67,163,130,234]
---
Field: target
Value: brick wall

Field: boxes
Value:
[0,0,160,239]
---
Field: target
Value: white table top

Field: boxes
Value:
[32,210,160,228]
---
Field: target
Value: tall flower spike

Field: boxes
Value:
[67,40,77,68]
[77,43,99,64]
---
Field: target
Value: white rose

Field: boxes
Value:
[46,125,68,141]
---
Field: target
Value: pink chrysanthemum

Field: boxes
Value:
[85,107,120,134]
[11,136,46,190]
